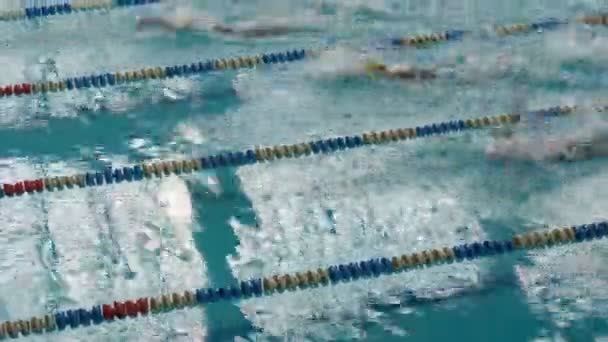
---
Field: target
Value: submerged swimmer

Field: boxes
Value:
[486,123,608,162]
[136,8,328,38]
[579,14,608,25]
[314,0,402,19]
[313,51,439,81]
[361,60,438,80]
[315,47,522,83]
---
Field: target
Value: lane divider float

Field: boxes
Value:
[1,104,600,200]
[390,15,608,47]
[0,221,604,339]
[0,14,606,96]
[0,48,314,98]
[0,0,160,21]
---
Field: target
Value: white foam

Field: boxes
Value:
[317,0,400,19]
[175,122,206,145]
[230,147,487,338]
[0,160,50,320]
[514,171,608,329]
[162,77,196,102]
[543,28,608,65]
[302,46,368,79]
[0,158,208,340]
[156,176,196,260]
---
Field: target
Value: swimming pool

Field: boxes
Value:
[2,0,608,340]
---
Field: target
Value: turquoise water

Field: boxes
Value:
[2,0,608,341]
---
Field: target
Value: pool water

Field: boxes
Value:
[2,0,608,341]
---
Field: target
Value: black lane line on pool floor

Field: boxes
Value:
[190,167,258,340]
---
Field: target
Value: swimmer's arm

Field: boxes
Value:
[212,24,312,38]
[213,16,327,38]
[234,26,291,38]
[555,128,608,161]
[547,140,595,162]
[578,14,608,25]
[385,67,438,80]
[210,23,236,34]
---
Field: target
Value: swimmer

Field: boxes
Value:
[578,13,608,26]
[136,7,328,38]
[314,0,402,19]
[313,47,521,83]
[378,51,528,83]
[485,123,608,162]
[313,50,439,81]
[362,60,438,80]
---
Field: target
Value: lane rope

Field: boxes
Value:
[0,14,606,98]
[389,14,608,47]
[0,221,603,339]
[1,14,607,97]
[0,8,607,340]
[0,104,602,200]
[0,48,316,98]
[0,0,160,21]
